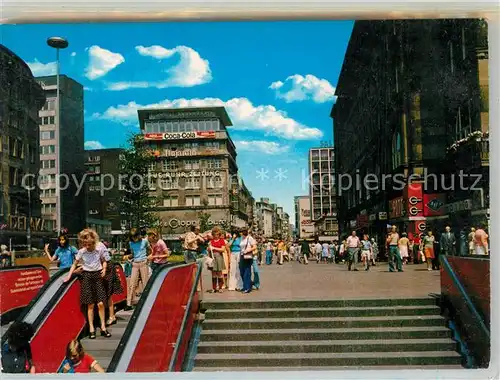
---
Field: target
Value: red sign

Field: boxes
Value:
[144,131,216,140]
[423,194,447,216]
[389,197,405,219]
[406,183,424,219]
[356,215,369,228]
[0,266,49,316]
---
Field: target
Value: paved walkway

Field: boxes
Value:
[201,260,441,302]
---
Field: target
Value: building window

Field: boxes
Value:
[41,131,55,140]
[149,162,156,172]
[40,116,55,125]
[42,203,56,214]
[392,132,402,169]
[163,161,178,171]
[207,176,223,189]
[185,195,201,206]
[207,159,222,169]
[186,177,201,189]
[163,196,179,207]
[208,194,224,206]
[41,145,55,155]
[185,160,200,170]
[41,159,56,169]
[159,177,178,190]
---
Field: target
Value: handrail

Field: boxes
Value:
[107,262,185,372]
[168,261,202,371]
[440,255,490,338]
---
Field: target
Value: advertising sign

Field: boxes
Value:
[0,266,49,317]
[406,183,424,220]
[144,131,216,140]
[298,197,314,238]
[423,194,447,217]
[389,197,405,219]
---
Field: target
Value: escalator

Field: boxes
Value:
[1,261,202,373]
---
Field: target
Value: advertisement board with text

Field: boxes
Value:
[299,197,314,238]
[144,131,216,140]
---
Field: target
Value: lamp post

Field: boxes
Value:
[26,172,32,250]
[47,37,68,235]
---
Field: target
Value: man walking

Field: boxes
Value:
[346,231,361,271]
[440,226,456,256]
[183,226,205,263]
[386,225,403,272]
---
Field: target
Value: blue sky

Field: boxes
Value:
[1,21,353,218]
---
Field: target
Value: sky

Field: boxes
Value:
[1,21,353,218]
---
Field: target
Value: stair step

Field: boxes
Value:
[197,339,457,353]
[205,305,441,319]
[194,351,462,367]
[202,297,437,310]
[203,316,446,330]
[201,326,452,341]
[193,364,465,371]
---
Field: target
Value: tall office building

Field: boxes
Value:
[137,107,253,250]
[36,75,85,235]
[0,45,47,247]
[308,147,339,241]
[84,148,125,242]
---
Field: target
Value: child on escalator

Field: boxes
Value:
[60,339,105,373]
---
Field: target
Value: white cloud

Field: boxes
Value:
[269,74,336,103]
[71,52,77,57]
[84,141,105,150]
[93,97,323,140]
[106,45,211,90]
[235,141,290,155]
[27,59,57,76]
[85,45,124,80]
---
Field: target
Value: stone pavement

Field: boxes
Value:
[201,260,441,302]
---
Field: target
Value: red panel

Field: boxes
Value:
[30,280,86,373]
[423,194,447,217]
[111,264,127,305]
[389,197,404,219]
[0,266,49,315]
[446,257,490,324]
[127,264,198,372]
[406,183,424,219]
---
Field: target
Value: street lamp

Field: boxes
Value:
[47,37,68,235]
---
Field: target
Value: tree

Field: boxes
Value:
[198,210,211,233]
[119,133,158,229]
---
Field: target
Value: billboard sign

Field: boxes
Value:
[298,197,314,238]
[144,131,216,140]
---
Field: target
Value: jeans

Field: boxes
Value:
[252,257,260,289]
[388,245,403,272]
[239,257,253,292]
[347,247,359,268]
[265,250,273,265]
[184,250,198,263]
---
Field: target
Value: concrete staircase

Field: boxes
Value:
[193,298,463,371]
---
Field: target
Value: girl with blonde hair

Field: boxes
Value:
[207,226,227,293]
[64,229,111,339]
[61,339,104,373]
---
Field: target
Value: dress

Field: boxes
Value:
[398,238,409,258]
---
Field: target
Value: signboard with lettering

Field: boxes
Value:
[369,214,376,221]
[6,216,50,232]
[161,218,227,229]
[298,197,314,238]
[406,183,424,220]
[144,131,216,140]
[378,212,387,220]
[0,266,50,318]
[423,194,447,217]
[148,111,217,120]
[445,199,472,214]
[151,170,221,179]
[389,197,405,219]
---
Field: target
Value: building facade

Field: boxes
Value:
[255,198,274,238]
[36,75,85,236]
[137,107,253,246]
[0,45,47,248]
[294,195,315,239]
[84,148,125,243]
[332,19,489,249]
[308,147,339,241]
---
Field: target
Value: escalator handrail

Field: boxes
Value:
[1,267,70,344]
[440,255,490,338]
[168,261,202,371]
[107,261,187,372]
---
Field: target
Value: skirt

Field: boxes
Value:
[80,270,107,305]
[103,263,123,298]
[211,252,226,273]
[399,246,409,258]
[424,247,435,259]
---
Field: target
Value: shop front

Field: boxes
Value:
[0,215,56,250]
